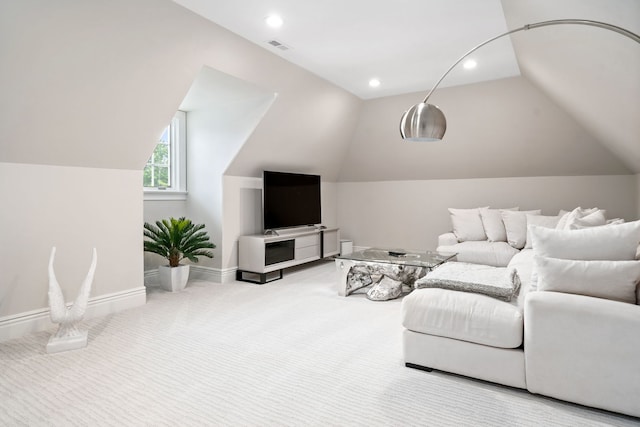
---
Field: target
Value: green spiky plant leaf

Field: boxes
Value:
[143,217,215,267]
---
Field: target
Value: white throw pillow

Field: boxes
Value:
[501,209,542,249]
[535,255,640,304]
[530,221,640,261]
[567,210,607,230]
[524,214,560,249]
[449,207,488,242]
[556,207,604,230]
[479,207,519,242]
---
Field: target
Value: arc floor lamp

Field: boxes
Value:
[399,19,640,142]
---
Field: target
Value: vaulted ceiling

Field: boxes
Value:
[177,0,640,175]
[174,0,521,99]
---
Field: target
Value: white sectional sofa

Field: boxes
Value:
[401,207,640,418]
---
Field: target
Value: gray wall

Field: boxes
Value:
[337,175,638,251]
[0,164,142,317]
[339,76,630,181]
[0,1,198,170]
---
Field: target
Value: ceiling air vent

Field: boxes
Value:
[267,40,290,51]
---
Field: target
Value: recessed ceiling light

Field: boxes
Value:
[463,59,477,70]
[369,78,381,88]
[265,14,283,28]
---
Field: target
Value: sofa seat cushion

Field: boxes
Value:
[402,288,524,349]
[436,241,519,267]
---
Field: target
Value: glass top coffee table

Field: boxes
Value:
[335,248,457,300]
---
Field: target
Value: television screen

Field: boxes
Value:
[263,171,321,230]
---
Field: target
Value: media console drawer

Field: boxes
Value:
[295,245,320,261]
[295,234,320,248]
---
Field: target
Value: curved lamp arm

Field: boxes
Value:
[401,19,640,142]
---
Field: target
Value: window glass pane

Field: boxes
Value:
[144,125,171,188]
[154,166,169,188]
[143,165,153,187]
[144,111,185,194]
[142,165,170,188]
[152,142,169,166]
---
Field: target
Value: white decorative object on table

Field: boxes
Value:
[47,247,97,354]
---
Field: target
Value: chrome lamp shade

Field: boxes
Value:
[399,103,446,142]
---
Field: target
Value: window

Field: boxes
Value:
[144,111,187,200]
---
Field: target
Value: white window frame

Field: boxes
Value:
[144,111,187,201]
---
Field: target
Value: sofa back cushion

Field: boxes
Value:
[501,210,542,249]
[448,207,488,242]
[479,207,519,242]
[435,241,519,267]
[535,256,640,304]
[524,214,560,249]
[530,220,640,261]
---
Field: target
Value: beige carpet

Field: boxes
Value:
[0,260,637,426]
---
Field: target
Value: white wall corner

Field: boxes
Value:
[0,287,146,343]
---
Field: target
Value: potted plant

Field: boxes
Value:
[143,217,215,292]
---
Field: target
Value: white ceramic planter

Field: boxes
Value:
[158,264,190,292]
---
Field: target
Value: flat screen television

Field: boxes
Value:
[263,171,321,230]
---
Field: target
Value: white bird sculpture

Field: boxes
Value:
[47,247,97,353]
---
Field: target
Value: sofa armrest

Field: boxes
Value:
[524,291,640,417]
[437,232,458,247]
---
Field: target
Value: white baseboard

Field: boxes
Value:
[145,266,238,285]
[352,245,369,252]
[190,265,238,284]
[0,287,146,343]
